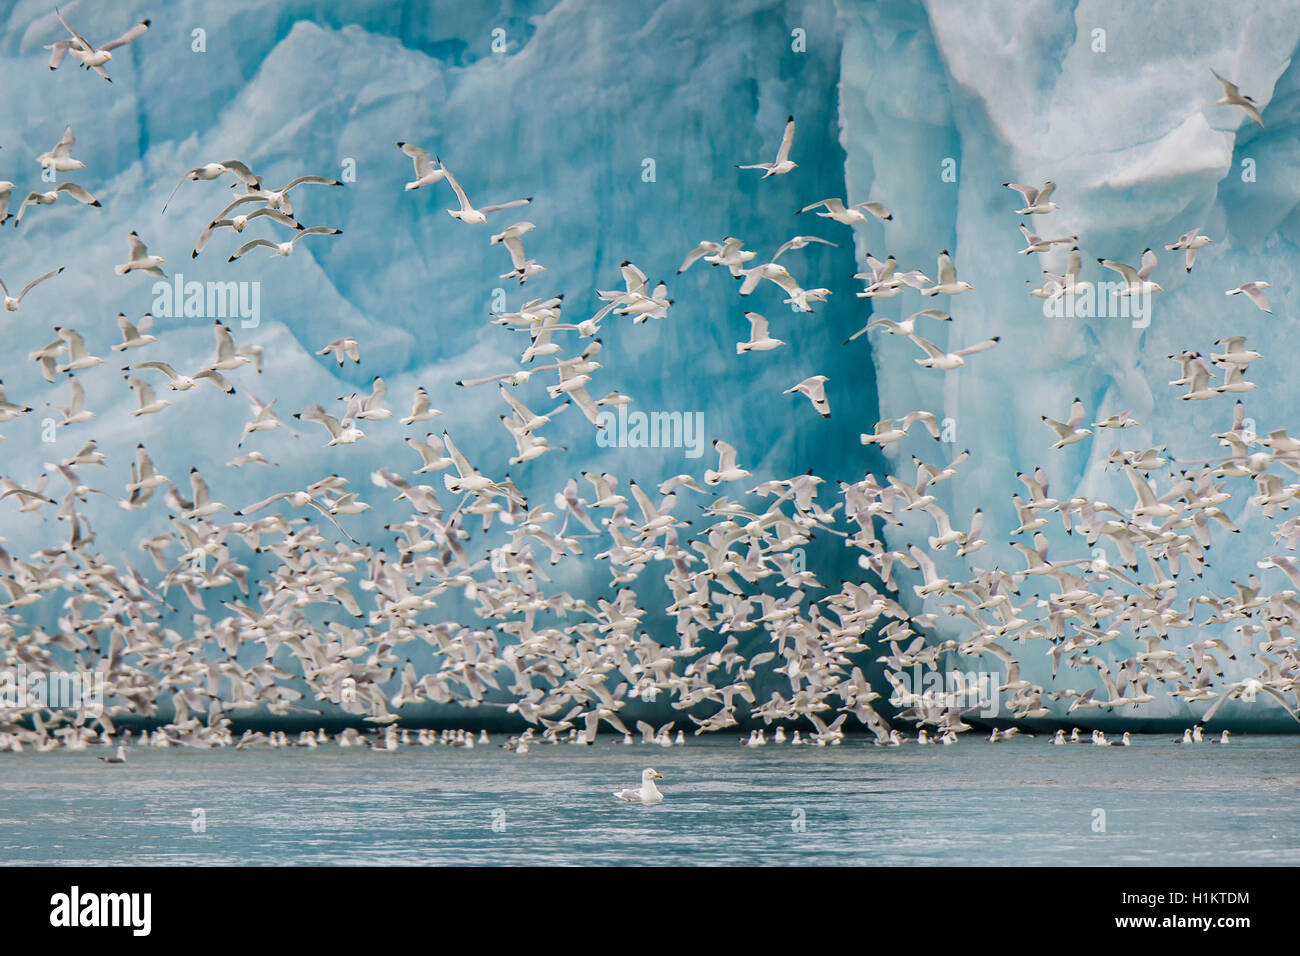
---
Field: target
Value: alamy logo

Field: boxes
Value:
[151,272,261,328]
[0,666,103,715]
[595,405,705,458]
[892,666,1000,718]
[1042,279,1153,329]
[49,886,151,936]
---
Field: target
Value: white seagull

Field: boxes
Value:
[1017,222,1077,254]
[442,166,531,224]
[228,226,341,261]
[1002,181,1059,214]
[1042,398,1092,449]
[736,115,797,178]
[36,125,84,172]
[613,768,664,803]
[401,386,443,425]
[192,208,300,258]
[14,182,100,225]
[1098,249,1161,296]
[127,377,170,417]
[47,10,150,82]
[906,333,1000,370]
[846,308,950,344]
[1211,69,1265,127]
[46,376,93,426]
[115,232,165,277]
[397,141,446,190]
[705,440,750,485]
[245,176,343,217]
[112,313,157,351]
[55,327,103,372]
[737,262,809,308]
[1,267,63,311]
[123,360,234,394]
[162,160,261,213]
[737,312,784,353]
[1226,282,1271,314]
[1165,230,1212,272]
[678,237,756,276]
[491,221,545,283]
[319,338,361,366]
[784,375,830,418]
[295,403,366,446]
[797,197,891,224]
[921,251,973,296]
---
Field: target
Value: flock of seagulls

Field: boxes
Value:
[0,28,1294,766]
[8,722,498,754]
[44,8,150,83]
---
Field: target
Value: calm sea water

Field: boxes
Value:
[3,735,1297,865]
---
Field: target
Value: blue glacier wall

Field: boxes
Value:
[3,0,1300,729]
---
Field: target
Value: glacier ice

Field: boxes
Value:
[1,0,1299,735]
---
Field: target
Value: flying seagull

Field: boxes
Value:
[736,115,797,178]
[46,9,150,82]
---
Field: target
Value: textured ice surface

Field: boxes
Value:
[3,0,1300,727]
[838,0,1300,724]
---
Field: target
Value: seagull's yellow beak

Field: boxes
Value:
[654,772,663,779]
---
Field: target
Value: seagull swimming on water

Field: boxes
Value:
[613,767,664,802]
